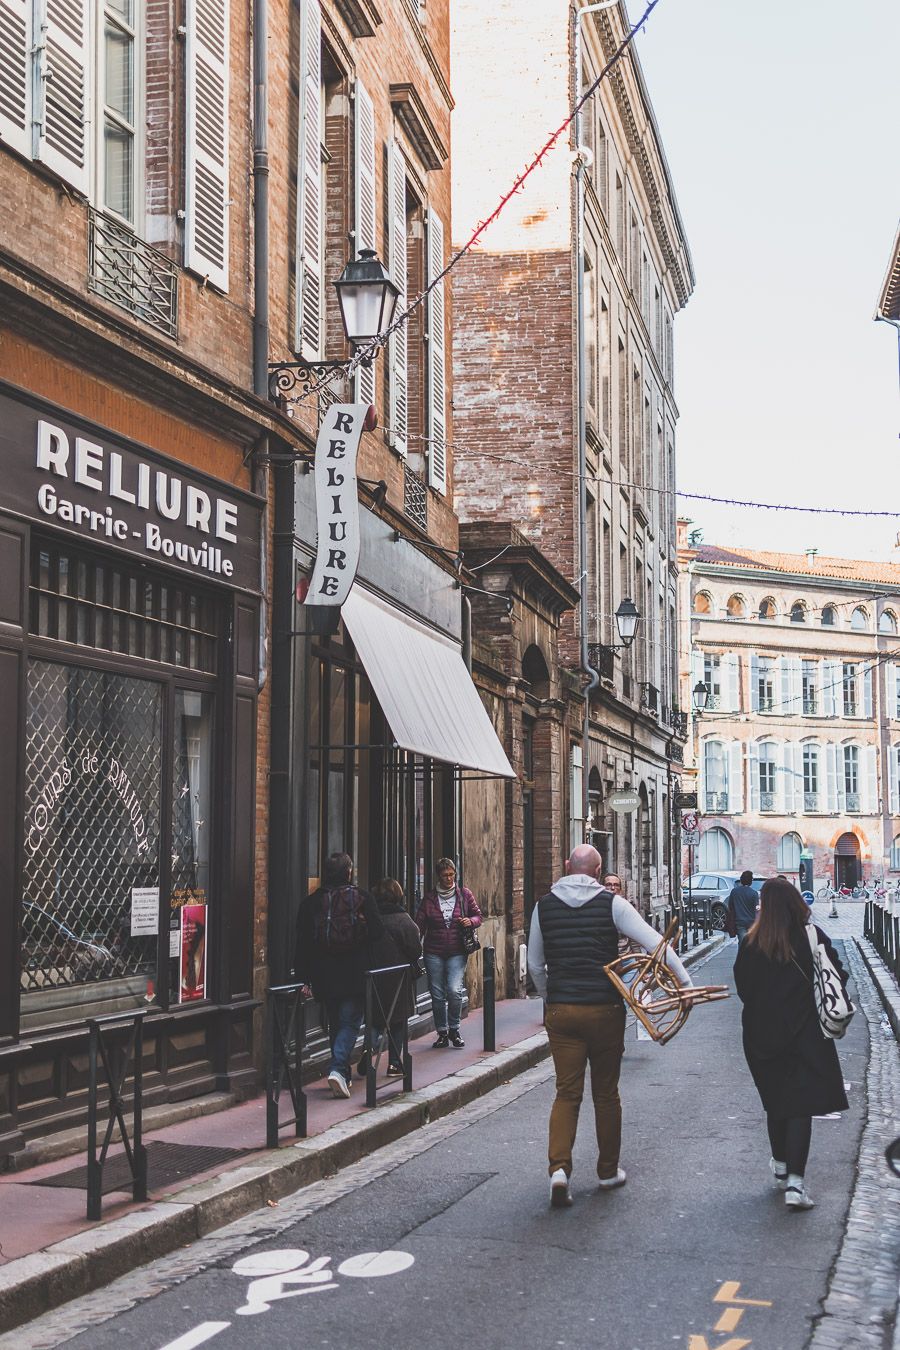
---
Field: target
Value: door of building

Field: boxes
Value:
[834,832,861,888]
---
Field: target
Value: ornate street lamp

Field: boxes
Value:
[615,597,640,647]
[693,680,711,711]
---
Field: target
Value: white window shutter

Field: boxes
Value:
[387,136,408,456]
[780,657,791,716]
[823,661,838,718]
[890,746,899,815]
[425,206,447,494]
[793,741,804,810]
[791,657,802,713]
[863,667,873,719]
[825,744,838,812]
[749,653,759,712]
[34,0,89,194]
[353,78,376,407]
[0,0,32,158]
[728,741,744,814]
[863,745,878,814]
[294,0,322,355]
[888,662,898,720]
[836,745,847,812]
[745,741,757,812]
[781,743,795,813]
[184,0,230,292]
[725,653,740,712]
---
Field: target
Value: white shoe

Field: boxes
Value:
[328,1069,351,1099]
[550,1168,572,1208]
[770,1157,788,1190]
[597,1167,627,1190]
[785,1177,814,1210]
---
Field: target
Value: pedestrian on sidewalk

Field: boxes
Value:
[733,877,849,1212]
[728,870,759,942]
[295,852,384,1099]
[416,858,482,1049]
[527,844,692,1208]
[357,878,422,1079]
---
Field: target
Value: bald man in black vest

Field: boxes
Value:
[527,843,691,1207]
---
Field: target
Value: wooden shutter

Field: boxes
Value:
[0,0,31,158]
[792,741,804,810]
[34,0,90,194]
[780,657,791,716]
[728,741,744,814]
[184,0,230,291]
[863,666,873,719]
[724,652,740,712]
[778,743,791,813]
[863,744,878,814]
[887,662,898,720]
[426,206,446,493]
[747,741,759,812]
[749,653,759,712]
[294,0,322,356]
[353,78,376,406]
[823,660,839,718]
[890,745,899,815]
[387,137,408,456]
[825,743,838,812]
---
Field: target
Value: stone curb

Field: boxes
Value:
[0,941,719,1334]
[854,937,900,1042]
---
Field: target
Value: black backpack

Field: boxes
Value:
[314,885,367,953]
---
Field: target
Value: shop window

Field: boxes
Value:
[170,690,214,1003]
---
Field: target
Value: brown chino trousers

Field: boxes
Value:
[544,1001,626,1180]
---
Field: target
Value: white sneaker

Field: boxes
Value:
[550,1168,572,1208]
[770,1157,788,1190]
[785,1178,814,1210]
[597,1168,627,1190]
[328,1069,351,1099]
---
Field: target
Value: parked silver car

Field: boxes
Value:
[683,871,765,931]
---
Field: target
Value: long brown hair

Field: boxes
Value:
[745,878,809,962]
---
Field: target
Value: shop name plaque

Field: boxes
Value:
[0,388,263,592]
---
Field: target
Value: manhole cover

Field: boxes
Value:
[31,1141,248,1195]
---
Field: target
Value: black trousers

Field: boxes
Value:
[767,1113,812,1175]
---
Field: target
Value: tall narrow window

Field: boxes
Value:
[703,654,722,708]
[802,661,818,715]
[842,663,858,717]
[703,740,728,814]
[758,743,776,810]
[584,253,597,423]
[803,743,819,808]
[757,657,776,712]
[102,0,137,223]
[600,297,610,437]
[843,745,859,808]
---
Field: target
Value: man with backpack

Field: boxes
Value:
[295,852,384,1098]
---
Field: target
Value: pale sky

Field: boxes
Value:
[634,0,900,561]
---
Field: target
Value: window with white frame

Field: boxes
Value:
[698,826,733,871]
[777,831,802,871]
[757,657,776,712]
[880,610,898,635]
[758,742,776,810]
[891,835,900,870]
[703,740,728,813]
[703,654,722,708]
[842,663,859,717]
[802,660,818,715]
[803,743,820,808]
[851,607,868,631]
[843,745,859,808]
[100,0,141,224]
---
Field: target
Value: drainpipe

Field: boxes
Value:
[252,0,270,690]
[574,3,616,835]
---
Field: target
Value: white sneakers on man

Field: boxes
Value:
[327,1069,351,1099]
[550,1168,573,1207]
[596,1168,627,1190]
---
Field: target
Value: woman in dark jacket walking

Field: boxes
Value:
[734,877,849,1211]
[416,858,482,1048]
[361,878,422,1077]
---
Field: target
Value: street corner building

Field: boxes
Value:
[0,0,275,1157]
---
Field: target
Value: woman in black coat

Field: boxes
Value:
[359,878,422,1077]
[733,877,849,1211]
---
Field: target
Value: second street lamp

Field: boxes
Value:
[693,680,711,712]
[615,598,640,647]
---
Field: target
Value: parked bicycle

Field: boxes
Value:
[815,882,866,902]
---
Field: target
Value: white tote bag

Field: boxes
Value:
[807,925,855,1040]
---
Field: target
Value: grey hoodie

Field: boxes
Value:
[526,874,691,1000]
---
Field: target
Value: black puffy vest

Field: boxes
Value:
[537,889,620,1005]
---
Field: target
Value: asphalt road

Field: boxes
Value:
[13,942,868,1350]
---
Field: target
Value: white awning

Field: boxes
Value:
[341,586,515,778]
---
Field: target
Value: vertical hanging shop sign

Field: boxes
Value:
[306,404,368,607]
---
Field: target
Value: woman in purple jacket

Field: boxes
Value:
[416,858,482,1048]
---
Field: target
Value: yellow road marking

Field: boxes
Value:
[714,1280,774,1308]
[715,1308,745,1332]
[688,1337,751,1350]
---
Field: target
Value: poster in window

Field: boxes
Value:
[180,903,207,1003]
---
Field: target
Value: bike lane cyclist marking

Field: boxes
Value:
[686,1280,773,1350]
[156,1248,415,1348]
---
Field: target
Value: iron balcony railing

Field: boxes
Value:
[640,682,659,715]
[705,791,729,813]
[667,740,684,764]
[803,792,819,811]
[802,697,818,715]
[843,701,858,718]
[587,644,615,684]
[670,710,688,739]
[88,208,178,338]
[758,695,775,713]
[403,463,428,532]
[760,791,777,812]
[846,791,860,812]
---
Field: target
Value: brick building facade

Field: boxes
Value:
[679,527,900,889]
[450,0,693,935]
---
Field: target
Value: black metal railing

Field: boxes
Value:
[803,698,818,715]
[670,710,688,739]
[760,791,776,812]
[705,791,729,813]
[758,696,775,713]
[265,983,308,1148]
[667,740,684,764]
[403,463,428,531]
[88,208,178,338]
[865,901,900,984]
[843,701,858,718]
[846,791,861,812]
[640,682,659,715]
[86,1010,147,1220]
[804,793,819,811]
[364,965,413,1106]
[587,643,615,683]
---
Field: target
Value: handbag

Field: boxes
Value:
[458,888,481,957]
[802,925,855,1040]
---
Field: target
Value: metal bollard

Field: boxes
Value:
[483,946,496,1052]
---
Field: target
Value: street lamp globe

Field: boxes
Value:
[615,597,640,646]
[334,249,400,357]
[693,680,711,711]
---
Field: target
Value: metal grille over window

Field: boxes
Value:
[29,539,219,672]
[21,661,162,999]
[403,462,427,531]
[89,208,179,338]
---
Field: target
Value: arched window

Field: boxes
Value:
[698,826,733,871]
[821,605,837,626]
[851,606,868,631]
[777,831,802,871]
[758,598,777,621]
[880,611,898,635]
[693,591,712,615]
[790,601,807,624]
[522,644,550,699]
[703,740,728,813]
[891,835,900,871]
[726,594,746,618]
